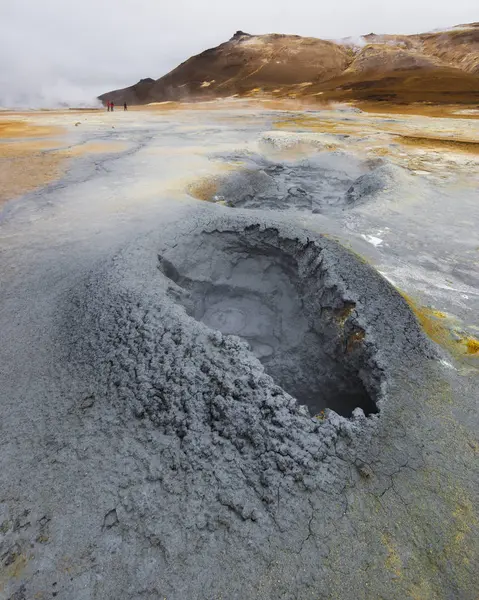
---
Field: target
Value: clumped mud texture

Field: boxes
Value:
[205,152,402,212]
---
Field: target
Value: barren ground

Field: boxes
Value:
[0,101,478,600]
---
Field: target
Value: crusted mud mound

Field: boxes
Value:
[203,152,403,212]
[76,219,433,427]
[345,163,411,206]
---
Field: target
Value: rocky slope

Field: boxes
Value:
[100,25,479,105]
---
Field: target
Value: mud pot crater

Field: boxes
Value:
[158,224,432,417]
[197,152,400,213]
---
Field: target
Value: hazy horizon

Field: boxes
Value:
[1,0,477,108]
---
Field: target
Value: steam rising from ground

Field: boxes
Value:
[334,35,367,48]
[0,78,103,109]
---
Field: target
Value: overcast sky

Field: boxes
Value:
[0,0,477,107]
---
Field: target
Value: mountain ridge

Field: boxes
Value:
[99,24,479,105]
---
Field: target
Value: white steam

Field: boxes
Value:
[334,35,368,48]
[0,79,104,109]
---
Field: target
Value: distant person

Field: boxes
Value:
[124,102,127,111]
[111,102,115,112]
[107,101,110,112]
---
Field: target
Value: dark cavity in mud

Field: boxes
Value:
[158,227,380,417]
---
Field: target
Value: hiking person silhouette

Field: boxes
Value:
[124,102,127,111]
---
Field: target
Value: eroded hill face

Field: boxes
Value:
[363,23,479,75]
[99,25,479,105]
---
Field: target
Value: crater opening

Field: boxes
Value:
[158,228,381,418]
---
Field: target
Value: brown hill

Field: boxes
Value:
[418,28,479,74]
[345,45,439,74]
[364,25,479,74]
[310,66,479,104]
[100,32,351,104]
[103,78,155,106]
[99,25,479,106]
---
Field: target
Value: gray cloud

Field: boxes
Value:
[1,0,477,107]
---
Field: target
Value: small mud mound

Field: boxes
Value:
[196,152,399,213]
[158,224,431,417]
[345,163,412,206]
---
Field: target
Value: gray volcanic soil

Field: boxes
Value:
[1,107,478,600]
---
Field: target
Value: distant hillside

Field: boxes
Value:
[99,24,479,105]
